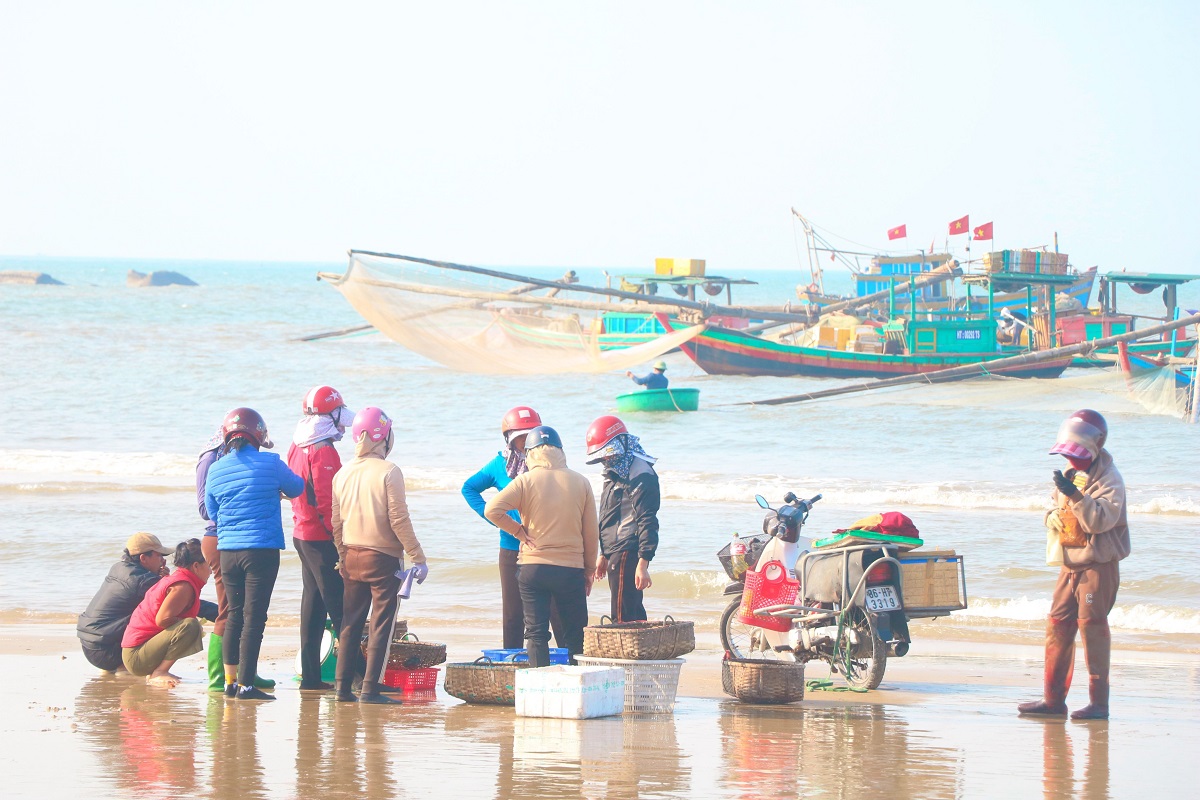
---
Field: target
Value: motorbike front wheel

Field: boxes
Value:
[719,597,797,661]
[838,607,887,690]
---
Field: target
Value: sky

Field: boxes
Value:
[2,1,1197,273]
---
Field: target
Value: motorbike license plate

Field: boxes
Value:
[864,586,901,611]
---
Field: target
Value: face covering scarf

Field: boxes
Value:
[599,434,656,480]
[503,430,529,479]
[293,406,354,448]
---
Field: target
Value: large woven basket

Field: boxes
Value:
[370,632,447,671]
[443,657,528,705]
[583,615,696,661]
[722,658,805,704]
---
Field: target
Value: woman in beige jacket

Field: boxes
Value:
[331,407,429,704]
[485,426,599,666]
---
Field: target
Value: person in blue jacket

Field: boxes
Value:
[461,406,562,650]
[205,407,304,701]
[625,361,669,390]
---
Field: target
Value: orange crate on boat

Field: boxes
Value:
[382,667,439,691]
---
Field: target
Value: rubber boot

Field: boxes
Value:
[1018,617,1077,716]
[1071,619,1110,720]
[251,674,276,691]
[358,681,402,705]
[526,638,551,669]
[207,633,225,693]
[335,679,357,703]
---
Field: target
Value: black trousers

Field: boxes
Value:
[517,563,589,667]
[607,550,647,623]
[220,548,280,686]
[336,547,401,691]
[293,538,345,684]
[81,642,123,672]
[500,548,566,650]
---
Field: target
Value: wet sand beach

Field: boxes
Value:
[4,624,1195,799]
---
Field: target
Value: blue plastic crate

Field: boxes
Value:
[481,647,570,665]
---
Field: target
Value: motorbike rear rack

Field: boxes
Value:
[753,544,904,623]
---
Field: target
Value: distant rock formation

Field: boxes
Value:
[127,269,198,287]
[0,271,65,285]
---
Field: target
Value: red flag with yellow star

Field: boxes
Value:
[973,222,993,240]
[949,215,969,235]
[887,224,907,240]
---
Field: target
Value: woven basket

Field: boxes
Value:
[370,632,447,671]
[583,615,696,661]
[443,657,527,705]
[723,658,805,704]
[575,655,684,713]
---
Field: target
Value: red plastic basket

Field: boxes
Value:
[737,560,799,632]
[382,667,439,691]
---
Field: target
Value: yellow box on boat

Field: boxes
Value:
[836,327,851,351]
[654,258,674,275]
[669,258,706,277]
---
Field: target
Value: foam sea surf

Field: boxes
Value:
[3,256,1199,653]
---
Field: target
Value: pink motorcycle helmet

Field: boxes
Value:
[351,407,392,443]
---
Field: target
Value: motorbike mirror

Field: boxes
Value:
[754,494,770,509]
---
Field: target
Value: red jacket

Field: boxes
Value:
[122,569,204,648]
[287,441,342,541]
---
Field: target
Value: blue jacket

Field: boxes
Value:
[632,371,669,389]
[462,453,522,551]
[205,446,304,551]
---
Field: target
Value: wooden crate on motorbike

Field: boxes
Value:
[898,550,967,615]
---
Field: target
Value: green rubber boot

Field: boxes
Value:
[252,674,276,691]
[207,633,225,693]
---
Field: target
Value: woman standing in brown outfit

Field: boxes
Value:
[331,407,429,704]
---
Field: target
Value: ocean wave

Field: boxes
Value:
[0,449,194,479]
[951,596,1200,634]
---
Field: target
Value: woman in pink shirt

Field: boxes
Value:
[121,539,212,687]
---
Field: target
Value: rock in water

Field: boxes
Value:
[0,271,65,285]
[126,270,198,287]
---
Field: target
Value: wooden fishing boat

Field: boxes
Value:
[615,387,700,413]
[659,272,1078,380]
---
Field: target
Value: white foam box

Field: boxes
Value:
[515,665,625,719]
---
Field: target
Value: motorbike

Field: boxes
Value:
[718,492,912,690]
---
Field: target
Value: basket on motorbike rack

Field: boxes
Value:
[897,549,968,618]
[737,560,799,632]
[721,657,805,704]
[583,615,695,661]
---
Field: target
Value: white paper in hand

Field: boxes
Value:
[395,567,416,599]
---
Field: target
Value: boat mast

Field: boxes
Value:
[791,209,868,294]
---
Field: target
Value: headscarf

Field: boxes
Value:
[293,406,355,448]
[199,427,227,459]
[597,434,656,480]
[502,429,529,479]
[355,428,393,460]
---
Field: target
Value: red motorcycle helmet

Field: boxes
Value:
[501,406,542,438]
[303,385,346,415]
[585,415,628,458]
[222,407,272,449]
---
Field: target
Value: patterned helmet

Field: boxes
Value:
[524,426,563,451]
[351,407,393,443]
[1049,409,1108,460]
[303,385,346,415]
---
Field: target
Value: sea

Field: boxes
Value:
[3,255,1199,653]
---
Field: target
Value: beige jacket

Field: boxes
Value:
[331,436,426,565]
[484,446,599,570]
[1048,449,1131,569]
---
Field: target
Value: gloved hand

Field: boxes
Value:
[411,562,429,584]
[1053,469,1080,499]
[1046,509,1065,535]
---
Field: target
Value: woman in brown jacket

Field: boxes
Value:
[485,426,599,667]
[1019,409,1130,721]
[331,407,429,704]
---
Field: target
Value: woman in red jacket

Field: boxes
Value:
[121,539,212,687]
[287,385,355,690]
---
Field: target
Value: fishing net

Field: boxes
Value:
[1121,364,1195,419]
[322,253,706,374]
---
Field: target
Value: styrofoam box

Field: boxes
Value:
[515,665,625,719]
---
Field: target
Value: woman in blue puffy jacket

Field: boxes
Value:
[205,407,304,700]
[462,405,562,650]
